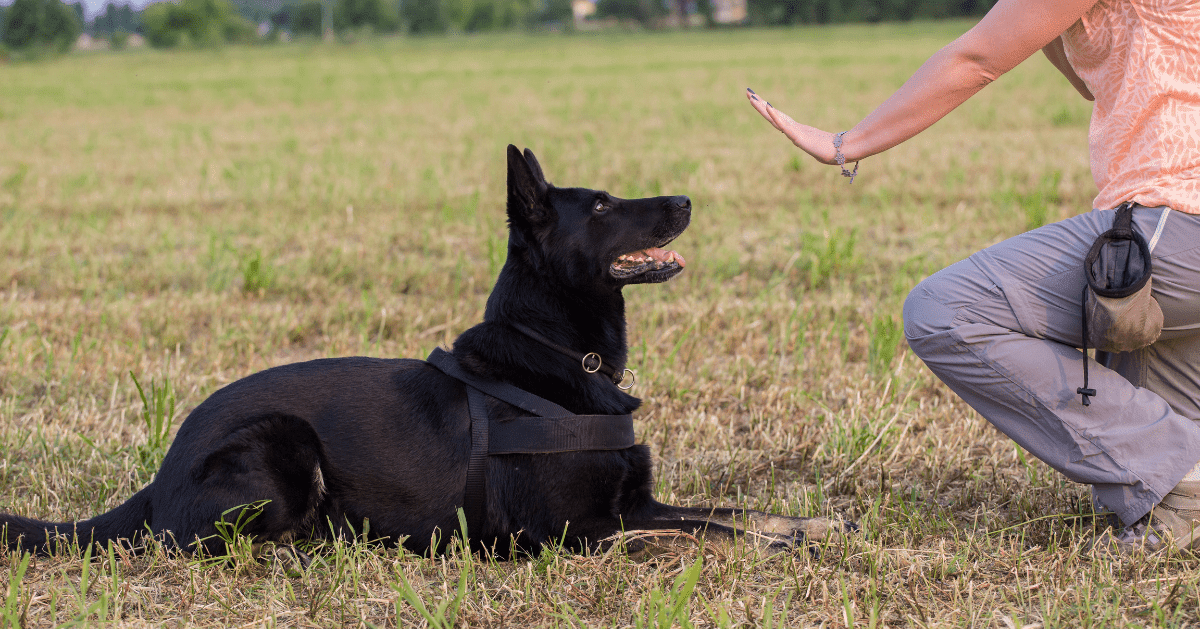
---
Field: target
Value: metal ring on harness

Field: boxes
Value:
[581,352,602,373]
[617,369,636,391]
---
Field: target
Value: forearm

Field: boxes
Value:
[824,0,1099,163]
[749,0,1100,167]
[837,41,1000,162]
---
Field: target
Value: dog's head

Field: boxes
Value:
[505,145,691,288]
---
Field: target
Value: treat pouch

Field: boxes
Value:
[1076,203,1171,406]
[1083,203,1166,353]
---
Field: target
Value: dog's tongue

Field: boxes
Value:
[645,247,686,267]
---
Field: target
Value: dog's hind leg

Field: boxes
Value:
[159,414,331,558]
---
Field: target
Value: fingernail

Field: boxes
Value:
[767,102,773,107]
[751,94,759,101]
[747,88,756,94]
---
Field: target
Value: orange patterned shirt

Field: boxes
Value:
[1062,0,1200,215]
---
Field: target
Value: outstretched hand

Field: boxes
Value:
[745,88,840,165]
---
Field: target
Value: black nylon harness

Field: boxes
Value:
[425,348,636,540]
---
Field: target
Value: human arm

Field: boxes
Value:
[747,0,1099,165]
[1042,35,1095,101]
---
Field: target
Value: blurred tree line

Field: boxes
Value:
[375,0,994,32]
[743,0,996,24]
[90,2,138,35]
[356,0,573,35]
[2,0,999,53]
[592,0,995,25]
[1,0,81,51]
[141,0,256,47]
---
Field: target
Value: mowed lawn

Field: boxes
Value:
[2,23,1194,627]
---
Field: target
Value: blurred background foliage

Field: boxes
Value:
[141,0,256,47]
[0,0,82,52]
[0,0,998,54]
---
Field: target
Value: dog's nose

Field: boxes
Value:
[669,196,691,212]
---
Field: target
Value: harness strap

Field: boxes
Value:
[489,415,635,454]
[428,347,572,417]
[425,347,636,541]
[464,387,489,539]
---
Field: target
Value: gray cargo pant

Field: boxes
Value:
[903,206,1200,526]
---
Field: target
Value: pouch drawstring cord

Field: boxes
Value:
[1078,284,1096,406]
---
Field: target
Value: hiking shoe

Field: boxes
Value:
[1155,479,1200,547]
[1090,513,1166,555]
[1091,479,1200,555]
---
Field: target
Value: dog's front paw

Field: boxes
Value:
[784,517,855,558]
[791,517,858,558]
[754,516,858,556]
[799,516,857,539]
[757,514,857,541]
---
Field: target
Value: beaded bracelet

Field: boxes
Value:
[832,131,859,183]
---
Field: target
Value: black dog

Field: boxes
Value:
[2,146,848,559]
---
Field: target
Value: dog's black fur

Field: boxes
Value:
[1,146,848,559]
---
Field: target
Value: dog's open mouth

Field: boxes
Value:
[610,247,687,282]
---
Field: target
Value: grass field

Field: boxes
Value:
[1,22,1197,627]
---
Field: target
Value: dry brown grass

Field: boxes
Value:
[1,22,1198,627]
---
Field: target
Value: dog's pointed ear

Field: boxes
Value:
[523,148,547,184]
[507,144,550,226]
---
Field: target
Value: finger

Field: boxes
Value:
[764,104,795,136]
[746,89,770,115]
[747,91,785,132]
[764,101,789,125]
[751,103,783,132]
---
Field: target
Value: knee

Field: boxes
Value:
[902,278,957,352]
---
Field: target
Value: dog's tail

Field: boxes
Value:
[1,485,153,555]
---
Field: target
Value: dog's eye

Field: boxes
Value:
[593,201,607,213]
